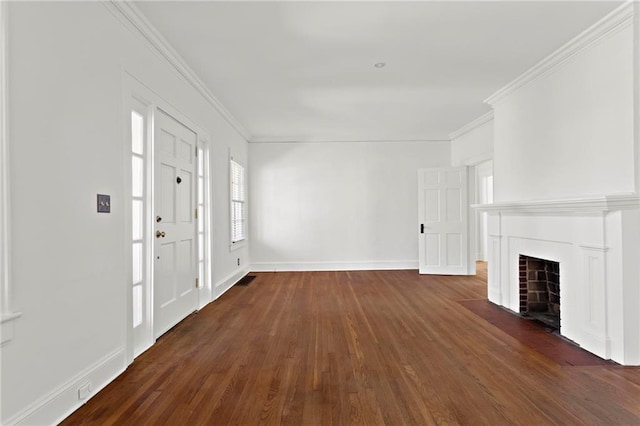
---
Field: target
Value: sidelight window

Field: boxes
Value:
[230,159,245,244]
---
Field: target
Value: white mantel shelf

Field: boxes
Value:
[473,194,640,215]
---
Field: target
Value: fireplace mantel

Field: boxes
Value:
[475,194,640,365]
[473,194,640,215]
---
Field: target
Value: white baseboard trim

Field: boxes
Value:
[213,266,250,300]
[251,260,418,272]
[5,347,126,426]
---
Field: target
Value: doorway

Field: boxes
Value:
[474,160,493,262]
[417,167,471,275]
[124,74,211,363]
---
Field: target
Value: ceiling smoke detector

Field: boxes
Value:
[374,62,386,68]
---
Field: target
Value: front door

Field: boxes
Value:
[153,109,198,337]
[418,167,469,275]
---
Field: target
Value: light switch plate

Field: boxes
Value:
[97,194,111,213]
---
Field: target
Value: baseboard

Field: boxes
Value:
[5,347,126,426]
[250,260,418,272]
[213,266,250,300]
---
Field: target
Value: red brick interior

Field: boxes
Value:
[519,255,560,330]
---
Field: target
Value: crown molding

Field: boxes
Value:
[249,137,449,144]
[448,110,494,141]
[485,1,634,106]
[104,1,252,141]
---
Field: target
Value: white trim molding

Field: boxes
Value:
[249,137,447,144]
[103,1,252,142]
[485,1,634,106]
[213,266,250,300]
[634,1,640,194]
[0,0,21,345]
[251,260,419,272]
[448,110,494,141]
[4,348,126,426]
[473,194,640,215]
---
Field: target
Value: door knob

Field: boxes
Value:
[156,231,166,238]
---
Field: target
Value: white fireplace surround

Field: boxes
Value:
[476,194,640,366]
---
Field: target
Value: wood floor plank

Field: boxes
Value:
[61,264,640,425]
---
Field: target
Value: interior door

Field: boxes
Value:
[154,109,198,337]
[418,167,469,275]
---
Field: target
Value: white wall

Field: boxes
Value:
[449,115,494,264]
[492,23,634,202]
[451,117,494,167]
[249,141,450,271]
[2,2,248,424]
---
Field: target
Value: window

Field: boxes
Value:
[230,159,245,244]
[197,144,208,288]
[0,0,21,344]
[131,110,146,329]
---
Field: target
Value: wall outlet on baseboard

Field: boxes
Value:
[78,382,93,400]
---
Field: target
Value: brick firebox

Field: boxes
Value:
[519,255,560,330]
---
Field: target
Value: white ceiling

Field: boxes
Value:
[134,1,622,142]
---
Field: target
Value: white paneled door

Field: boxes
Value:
[154,109,198,337]
[418,167,470,275]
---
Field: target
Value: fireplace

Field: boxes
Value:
[477,195,640,364]
[519,255,560,331]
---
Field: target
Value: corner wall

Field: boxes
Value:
[490,12,635,202]
[450,113,494,167]
[249,141,450,271]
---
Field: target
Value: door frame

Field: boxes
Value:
[123,73,212,365]
[474,160,493,262]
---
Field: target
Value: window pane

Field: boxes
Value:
[132,156,144,197]
[131,111,144,155]
[198,148,204,175]
[199,261,204,283]
[199,233,204,261]
[198,207,203,232]
[132,242,143,284]
[132,200,143,240]
[231,201,245,242]
[231,160,245,201]
[230,160,245,243]
[133,285,143,328]
[198,176,204,205]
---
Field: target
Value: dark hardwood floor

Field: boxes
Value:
[62,264,640,425]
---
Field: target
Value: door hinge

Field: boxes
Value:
[195,208,198,219]
[195,278,199,288]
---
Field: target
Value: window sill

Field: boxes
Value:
[229,240,247,252]
[1,312,22,345]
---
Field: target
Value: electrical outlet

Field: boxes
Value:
[237,258,240,266]
[78,382,93,400]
